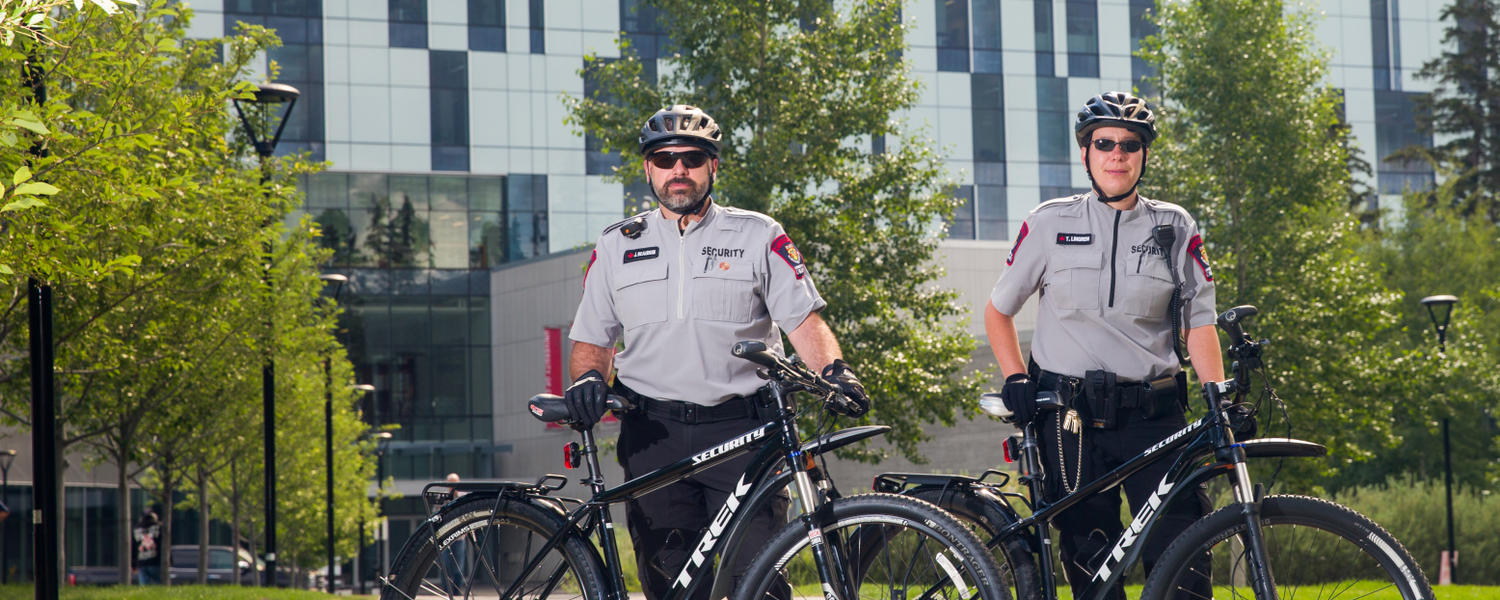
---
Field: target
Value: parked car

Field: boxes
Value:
[167,545,256,585]
[65,565,126,586]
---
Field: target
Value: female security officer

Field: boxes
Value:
[985,92,1222,600]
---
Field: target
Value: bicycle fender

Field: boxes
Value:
[1240,437,1327,458]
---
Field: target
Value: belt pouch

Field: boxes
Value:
[1173,371,1189,412]
[1083,369,1119,429]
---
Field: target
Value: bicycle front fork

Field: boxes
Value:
[1208,378,1279,600]
[789,455,857,600]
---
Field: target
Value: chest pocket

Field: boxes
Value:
[1123,253,1176,318]
[1046,250,1102,311]
[613,260,669,331]
[691,260,759,323]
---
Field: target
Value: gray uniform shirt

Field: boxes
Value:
[989,192,1217,381]
[570,202,827,405]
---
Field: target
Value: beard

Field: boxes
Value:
[653,176,710,213]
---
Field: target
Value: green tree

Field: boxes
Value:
[566,0,982,460]
[1142,0,1416,490]
[1354,194,1500,490]
[0,0,378,581]
[1403,0,1500,222]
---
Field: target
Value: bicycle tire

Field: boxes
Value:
[734,493,1010,600]
[1142,495,1433,600]
[380,494,607,600]
[903,486,1041,600]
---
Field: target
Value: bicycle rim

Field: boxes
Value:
[1145,495,1432,600]
[740,494,1006,600]
[381,497,604,600]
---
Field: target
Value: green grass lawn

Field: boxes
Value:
[0,583,374,600]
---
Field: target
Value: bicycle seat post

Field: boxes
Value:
[576,426,608,496]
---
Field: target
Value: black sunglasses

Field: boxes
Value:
[647,150,712,169]
[1092,138,1145,153]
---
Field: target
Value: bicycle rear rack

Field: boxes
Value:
[420,474,569,514]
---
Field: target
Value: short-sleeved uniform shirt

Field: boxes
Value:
[570,202,826,406]
[990,192,1217,381]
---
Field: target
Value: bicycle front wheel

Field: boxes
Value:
[381,494,607,600]
[1142,495,1432,600]
[735,493,1009,600]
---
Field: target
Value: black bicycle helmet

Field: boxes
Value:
[639,104,722,156]
[1074,92,1157,147]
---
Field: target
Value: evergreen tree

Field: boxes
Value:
[1408,0,1500,221]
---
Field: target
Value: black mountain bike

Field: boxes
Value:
[873,306,1433,600]
[381,341,1008,600]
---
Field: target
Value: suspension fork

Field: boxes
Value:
[774,384,857,600]
[1206,382,1278,600]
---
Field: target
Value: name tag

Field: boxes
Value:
[1056,233,1093,245]
[624,247,660,263]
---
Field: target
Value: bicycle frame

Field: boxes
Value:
[477,376,885,600]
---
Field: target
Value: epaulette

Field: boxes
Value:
[1032,193,1087,215]
[1138,196,1194,222]
[718,205,777,226]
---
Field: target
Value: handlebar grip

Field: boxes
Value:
[1217,305,1257,341]
[733,340,785,370]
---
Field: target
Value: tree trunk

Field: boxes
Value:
[197,466,209,584]
[231,457,242,586]
[115,448,133,585]
[160,456,174,588]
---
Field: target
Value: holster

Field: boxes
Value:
[1083,370,1118,429]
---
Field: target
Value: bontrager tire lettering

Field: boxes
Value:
[1140,495,1433,600]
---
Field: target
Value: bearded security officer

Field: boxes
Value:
[984,92,1223,600]
[565,104,870,600]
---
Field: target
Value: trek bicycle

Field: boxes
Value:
[871,305,1433,600]
[380,340,1009,600]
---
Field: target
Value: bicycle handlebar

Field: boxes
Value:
[732,340,855,412]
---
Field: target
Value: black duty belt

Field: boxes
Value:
[612,381,767,425]
[1037,370,1176,409]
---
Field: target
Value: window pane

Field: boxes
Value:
[390,175,429,211]
[469,212,504,268]
[469,177,502,211]
[430,210,469,268]
[430,176,467,211]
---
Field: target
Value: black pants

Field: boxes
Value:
[1039,406,1211,600]
[617,406,789,600]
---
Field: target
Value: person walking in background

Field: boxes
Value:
[132,510,161,585]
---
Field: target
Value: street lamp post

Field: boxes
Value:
[0,449,15,585]
[319,274,348,594]
[1420,294,1458,585]
[233,81,300,587]
[360,426,388,596]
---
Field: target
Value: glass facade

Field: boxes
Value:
[1130,0,1158,95]
[529,0,546,53]
[1034,0,1054,76]
[1037,77,1077,201]
[223,0,325,161]
[430,51,470,171]
[1370,0,1392,90]
[1065,0,1099,78]
[299,171,549,479]
[935,0,970,72]
[970,0,1001,74]
[468,0,506,52]
[389,0,428,49]
[1374,90,1434,194]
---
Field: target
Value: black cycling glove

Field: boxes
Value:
[564,370,609,427]
[820,359,871,417]
[1000,373,1038,424]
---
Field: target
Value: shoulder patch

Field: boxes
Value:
[1006,221,1030,266]
[1187,234,1214,281]
[771,234,808,279]
[583,250,597,286]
